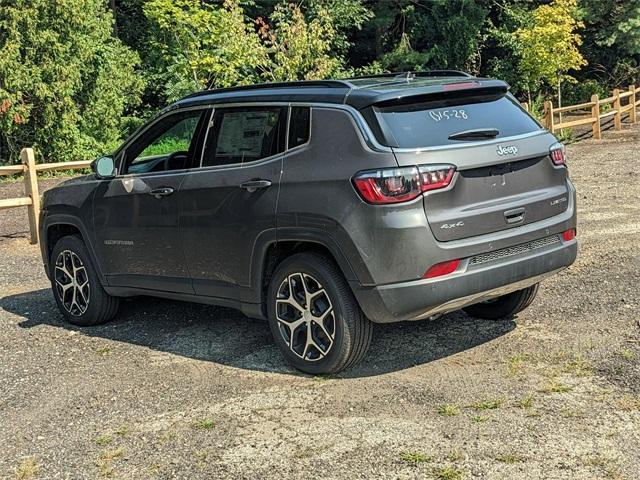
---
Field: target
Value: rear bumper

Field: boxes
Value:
[352,237,577,323]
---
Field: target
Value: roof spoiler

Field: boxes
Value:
[349,79,509,110]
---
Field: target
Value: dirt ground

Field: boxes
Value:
[1,124,639,480]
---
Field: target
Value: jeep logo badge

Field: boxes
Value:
[496,145,518,156]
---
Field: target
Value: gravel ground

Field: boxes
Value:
[1,125,639,479]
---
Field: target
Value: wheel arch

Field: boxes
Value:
[42,215,105,284]
[250,229,361,318]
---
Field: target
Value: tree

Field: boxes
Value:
[512,0,587,104]
[143,0,267,101]
[580,0,640,86]
[258,2,344,81]
[0,0,143,164]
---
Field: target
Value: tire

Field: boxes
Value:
[267,252,372,374]
[463,284,539,320]
[50,235,120,326]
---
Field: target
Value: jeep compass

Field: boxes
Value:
[39,71,577,373]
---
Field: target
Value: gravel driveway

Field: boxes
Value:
[1,125,639,479]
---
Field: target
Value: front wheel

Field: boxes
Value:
[463,284,539,320]
[50,235,120,326]
[267,253,372,374]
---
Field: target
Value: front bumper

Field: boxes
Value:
[352,236,577,323]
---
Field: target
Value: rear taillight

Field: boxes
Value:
[353,164,455,204]
[353,167,421,204]
[418,165,456,192]
[423,259,461,279]
[550,143,566,166]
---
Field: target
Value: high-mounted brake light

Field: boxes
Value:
[423,259,461,279]
[550,143,566,166]
[442,82,480,92]
[353,164,455,204]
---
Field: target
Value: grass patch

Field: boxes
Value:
[471,415,490,423]
[616,394,640,411]
[95,434,113,446]
[437,403,461,417]
[618,349,636,361]
[472,398,503,410]
[99,448,124,462]
[96,347,112,355]
[433,466,464,480]
[194,450,208,471]
[518,393,535,409]
[496,453,525,463]
[561,356,593,377]
[400,452,434,464]
[96,448,124,478]
[447,448,464,462]
[193,418,215,430]
[115,426,129,437]
[539,379,572,394]
[506,354,526,377]
[15,457,39,480]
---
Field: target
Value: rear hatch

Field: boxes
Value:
[370,85,569,241]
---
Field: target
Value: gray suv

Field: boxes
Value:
[39,71,577,373]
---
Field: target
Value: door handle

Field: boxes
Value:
[239,179,272,193]
[149,187,175,199]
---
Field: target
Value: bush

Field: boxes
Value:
[0,0,143,164]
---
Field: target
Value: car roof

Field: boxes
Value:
[175,71,509,111]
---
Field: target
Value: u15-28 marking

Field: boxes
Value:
[429,109,468,122]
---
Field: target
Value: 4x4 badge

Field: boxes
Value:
[496,145,518,156]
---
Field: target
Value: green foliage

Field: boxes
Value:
[512,0,587,97]
[364,0,488,73]
[259,3,344,81]
[1,0,637,166]
[0,0,143,164]
[144,0,267,101]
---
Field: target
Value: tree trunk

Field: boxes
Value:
[557,74,563,125]
[110,0,118,37]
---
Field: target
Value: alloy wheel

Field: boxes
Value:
[54,250,90,316]
[275,272,336,361]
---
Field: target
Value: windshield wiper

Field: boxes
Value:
[448,128,499,141]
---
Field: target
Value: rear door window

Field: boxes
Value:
[375,96,541,148]
[202,107,286,167]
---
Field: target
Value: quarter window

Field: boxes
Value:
[288,107,311,148]
[202,107,286,167]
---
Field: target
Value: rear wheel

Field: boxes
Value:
[463,284,539,320]
[50,235,119,326]
[267,253,372,374]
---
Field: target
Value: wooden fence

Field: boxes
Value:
[0,148,91,244]
[542,84,640,139]
[1,84,639,245]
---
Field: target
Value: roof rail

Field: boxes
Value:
[184,79,353,100]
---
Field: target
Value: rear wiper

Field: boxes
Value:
[448,128,499,141]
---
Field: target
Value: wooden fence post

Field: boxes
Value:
[544,100,554,132]
[21,148,40,245]
[613,89,622,130]
[630,84,637,124]
[591,94,601,140]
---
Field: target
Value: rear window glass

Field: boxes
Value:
[375,96,541,148]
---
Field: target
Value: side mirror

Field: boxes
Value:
[92,156,116,179]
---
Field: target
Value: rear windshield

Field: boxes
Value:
[374,96,541,148]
